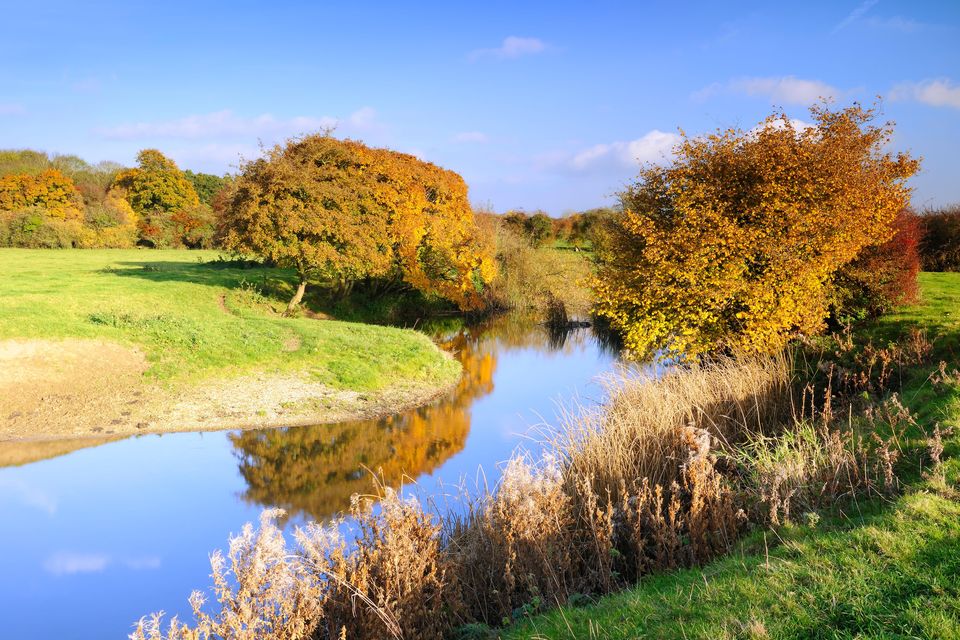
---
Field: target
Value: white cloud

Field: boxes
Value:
[890,79,960,109]
[469,36,547,61]
[0,102,26,116]
[557,130,680,173]
[44,553,110,576]
[832,0,879,33]
[452,131,488,143]
[696,76,841,104]
[98,107,380,140]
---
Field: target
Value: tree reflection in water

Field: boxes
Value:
[230,316,600,521]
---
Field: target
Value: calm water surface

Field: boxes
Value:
[0,317,621,638]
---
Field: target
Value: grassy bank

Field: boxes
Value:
[505,272,960,639]
[0,248,458,387]
[0,249,461,441]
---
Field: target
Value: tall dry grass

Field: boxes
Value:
[134,335,932,639]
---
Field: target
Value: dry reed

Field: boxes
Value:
[134,333,930,639]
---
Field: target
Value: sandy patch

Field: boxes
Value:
[0,338,458,447]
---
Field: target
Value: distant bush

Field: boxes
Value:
[481,220,593,319]
[918,204,960,272]
[0,207,88,248]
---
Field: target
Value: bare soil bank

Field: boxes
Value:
[0,338,458,444]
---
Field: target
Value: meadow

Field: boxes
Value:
[0,248,458,388]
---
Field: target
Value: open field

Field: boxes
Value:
[0,249,460,440]
[504,272,960,639]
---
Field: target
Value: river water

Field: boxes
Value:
[0,317,621,638]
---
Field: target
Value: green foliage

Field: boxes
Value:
[0,207,86,248]
[184,170,229,205]
[115,149,200,214]
[524,212,553,247]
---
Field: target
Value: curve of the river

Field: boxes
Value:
[0,316,621,638]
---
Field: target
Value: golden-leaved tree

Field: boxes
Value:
[594,103,919,359]
[220,134,495,311]
[114,149,199,214]
[0,169,84,219]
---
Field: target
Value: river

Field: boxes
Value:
[0,316,621,638]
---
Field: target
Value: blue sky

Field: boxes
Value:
[1,0,958,214]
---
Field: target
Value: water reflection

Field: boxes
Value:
[230,316,604,520]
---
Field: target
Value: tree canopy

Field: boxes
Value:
[114,149,199,214]
[594,103,919,359]
[220,134,495,311]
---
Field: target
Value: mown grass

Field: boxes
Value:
[504,272,960,640]
[0,249,460,390]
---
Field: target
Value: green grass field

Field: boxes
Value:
[0,249,460,390]
[505,272,960,640]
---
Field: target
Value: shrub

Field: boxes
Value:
[0,207,86,248]
[594,103,919,359]
[918,204,960,272]
[831,207,922,320]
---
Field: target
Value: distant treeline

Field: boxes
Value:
[476,206,618,250]
[0,149,227,249]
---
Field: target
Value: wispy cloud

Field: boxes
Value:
[0,102,26,116]
[832,0,879,33]
[98,107,380,140]
[452,131,488,143]
[890,78,960,109]
[469,36,547,61]
[696,76,841,104]
[547,130,680,174]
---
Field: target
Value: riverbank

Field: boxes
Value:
[128,273,959,639]
[0,249,461,441]
[504,272,960,639]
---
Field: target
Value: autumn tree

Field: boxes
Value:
[594,103,919,359]
[114,149,199,214]
[0,169,84,219]
[220,134,495,312]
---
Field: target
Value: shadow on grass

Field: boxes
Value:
[105,259,300,303]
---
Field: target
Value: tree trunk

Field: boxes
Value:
[287,278,307,313]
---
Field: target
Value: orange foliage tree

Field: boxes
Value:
[220,134,495,311]
[0,169,84,219]
[594,103,919,358]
